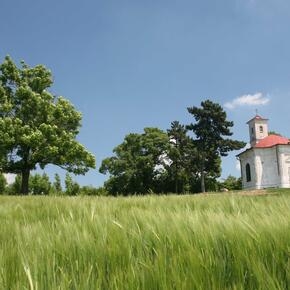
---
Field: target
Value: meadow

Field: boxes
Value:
[0,190,290,289]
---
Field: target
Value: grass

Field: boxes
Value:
[0,192,290,289]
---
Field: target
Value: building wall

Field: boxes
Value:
[240,147,281,189]
[239,149,256,189]
[240,145,290,189]
[254,148,280,189]
[277,145,290,188]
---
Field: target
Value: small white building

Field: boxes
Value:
[237,115,290,189]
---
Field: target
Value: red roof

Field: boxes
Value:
[254,134,290,148]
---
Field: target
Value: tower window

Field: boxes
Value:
[246,163,251,182]
[259,126,263,133]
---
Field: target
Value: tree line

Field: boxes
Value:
[0,171,242,196]
[100,100,246,195]
[0,172,106,196]
[0,56,245,195]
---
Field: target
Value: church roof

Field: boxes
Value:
[254,134,290,148]
[246,114,268,124]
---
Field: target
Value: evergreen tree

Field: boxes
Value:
[187,100,246,192]
[53,173,62,194]
[65,173,80,196]
[167,121,191,193]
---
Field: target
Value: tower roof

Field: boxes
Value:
[254,134,290,148]
[246,115,268,124]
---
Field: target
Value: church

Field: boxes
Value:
[237,115,290,189]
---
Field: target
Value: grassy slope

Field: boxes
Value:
[0,191,290,289]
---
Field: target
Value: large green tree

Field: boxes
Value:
[187,100,245,192]
[166,121,192,193]
[0,56,95,194]
[100,127,169,195]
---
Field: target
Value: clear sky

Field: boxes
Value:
[1,0,290,187]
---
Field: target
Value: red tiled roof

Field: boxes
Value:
[254,134,290,148]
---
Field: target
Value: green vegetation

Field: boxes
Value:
[1,172,107,196]
[1,191,289,289]
[0,56,95,194]
[100,127,169,195]
[100,100,245,195]
[187,100,246,192]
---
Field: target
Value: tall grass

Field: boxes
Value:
[0,192,290,289]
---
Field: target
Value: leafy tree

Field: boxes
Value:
[65,173,80,196]
[221,175,242,191]
[5,174,22,195]
[0,173,6,194]
[100,128,169,195]
[166,121,191,193]
[29,173,51,195]
[52,173,62,194]
[187,100,246,192]
[0,56,95,194]
[79,185,107,196]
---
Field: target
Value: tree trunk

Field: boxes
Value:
[21,168,30,195]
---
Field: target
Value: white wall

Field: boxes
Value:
[277,145,290,188]
[254,148,280,189]
[239,147,283,189]
[239,149,256,189]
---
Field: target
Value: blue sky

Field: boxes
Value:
[1,0,290,186]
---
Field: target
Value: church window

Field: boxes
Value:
[246,163,251,182]
[259,126,263,133]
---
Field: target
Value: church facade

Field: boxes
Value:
[237,115,290,189]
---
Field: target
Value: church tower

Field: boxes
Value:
[247,115,269,147]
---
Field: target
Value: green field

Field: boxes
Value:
[1,191,290,289]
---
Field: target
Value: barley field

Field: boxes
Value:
[0,191,290,289]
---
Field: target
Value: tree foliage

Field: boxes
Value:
[165,121,192,193]
[29,173,51,195]
[0,56,95,194]
[65,173,80,196]
[187,100,246,192]
[100,101,245,195]
[100,128,169,195]
[221,175,242,191]
[0,173,6,194]
[52,173,62,194]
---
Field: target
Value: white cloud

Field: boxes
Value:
[224,93,270,109]
[4,173,16,185]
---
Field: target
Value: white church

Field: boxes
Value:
[237,115,290,189]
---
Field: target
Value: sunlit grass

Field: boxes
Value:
[0,192,290,289]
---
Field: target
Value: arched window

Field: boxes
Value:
[246,163,251,182]
[259,126,263,133]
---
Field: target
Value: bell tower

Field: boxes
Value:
[247,115,269,147]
